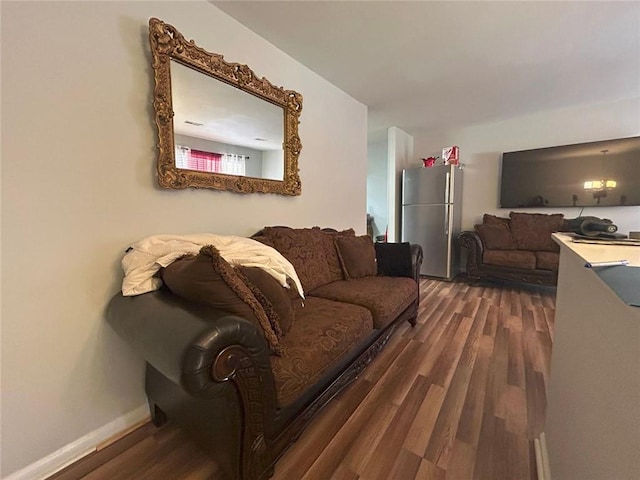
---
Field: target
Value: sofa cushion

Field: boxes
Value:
[309,276,418,329]
[254,227,347,291]
[535,251,560,271]
[319,228,357,283]
[335,235,378,279]
[509,212,564,252]
[483,214,510,226]
[270,297,373,406]
[161,246,283,355]
[237,266,295,335]
[475,223,515,250]
[483,249,537,270]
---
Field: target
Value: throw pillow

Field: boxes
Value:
[475,224,515,250]
[161,246,284,355]
[374,242,412,277]
[335,235,378,279]
[509,212,564,252]
[319,228,356,283]
[483,214,511,226]
[255,226,334,291]
[237,266,295,335]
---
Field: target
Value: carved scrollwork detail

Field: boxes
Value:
[212,346,272,480]
[148,18,302,196]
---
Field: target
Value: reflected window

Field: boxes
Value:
[175,145,246,176]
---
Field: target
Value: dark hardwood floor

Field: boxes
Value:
[49,278,555,480]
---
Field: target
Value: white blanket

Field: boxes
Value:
[121,233,304,298]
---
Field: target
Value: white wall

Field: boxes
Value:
[387,127,414,242]
[366,131,389,239]
[414,97,640,235]
[0,2,367,477]
[262,149,285,181]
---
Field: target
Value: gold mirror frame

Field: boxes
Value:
[148,18,302,195]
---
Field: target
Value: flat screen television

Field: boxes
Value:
[500,136,640,208]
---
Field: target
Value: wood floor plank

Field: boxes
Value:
[384,448,422,480]
[47,423,159,480]
[341,399,399,474]
[48,278,555,480]
[272,377,374,480]
[389,341,434,406]
[423,316,483,470]
[507,325,526,388]
[429,314,474,389]
[299,362,412,479]
[500,385,528,436]
[415,295,457,343]
[401,383,446,457]
[444,440,476,480]
[415,459,446,480]
[455,335,493,447]
[331,464,360,480]
[358,375,432,480]
[482,304,499,337]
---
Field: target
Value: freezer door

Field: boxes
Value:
[402,166,451,206]
[401,204,452,278]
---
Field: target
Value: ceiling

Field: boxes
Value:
[172,60,284,151]
[213,1,640,137]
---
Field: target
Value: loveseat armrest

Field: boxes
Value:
[458,230,485,278]
[106,288,276,401]
[374,242,423,284]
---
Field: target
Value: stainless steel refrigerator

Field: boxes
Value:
[401,165,463,280]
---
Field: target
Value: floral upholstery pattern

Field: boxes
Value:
[319,228,356,283]
[270,297,373,406]
[509,212,564,252]
[309,276,418,329]
[483,214,510,226]
[254,227,353,291]
[475,223,515,250]
[535,251,560,271]
[483,249,537,270]
[334,235,378,279]
[237,266,295,335]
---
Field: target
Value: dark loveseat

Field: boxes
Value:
[107,227,423,480]
[459,212,567,286]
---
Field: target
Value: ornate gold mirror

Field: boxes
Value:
[148,18,302,195]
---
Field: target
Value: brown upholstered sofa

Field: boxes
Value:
[458,213,567,286]
[107,226,423,480]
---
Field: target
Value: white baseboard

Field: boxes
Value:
[534,432,552,480]
[4,404,149,480]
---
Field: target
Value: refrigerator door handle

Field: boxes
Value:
[444,171,450,204]
[444,204,450,235]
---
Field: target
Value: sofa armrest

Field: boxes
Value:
[458,231,485,277]
[106,288,276,401]
[107,288,278,479]
[374,242,423,283]
[409,243,424,283]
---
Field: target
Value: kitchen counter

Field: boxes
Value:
[540,233,640,480]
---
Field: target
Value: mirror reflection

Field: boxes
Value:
[148,17,302,195]
[171,60,285,181]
